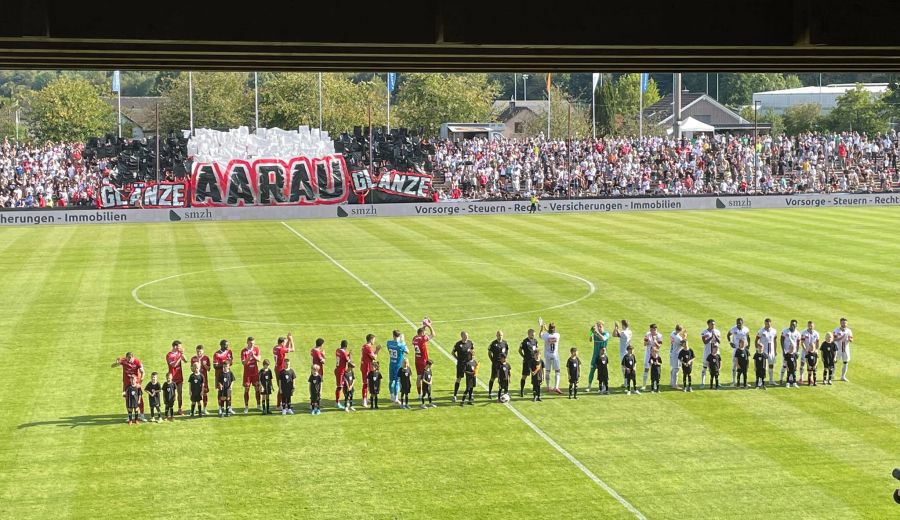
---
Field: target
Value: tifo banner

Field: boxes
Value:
[349,169,433,204]
[190,155,350,207]
[4,193,900,226]
[97,181,190,209]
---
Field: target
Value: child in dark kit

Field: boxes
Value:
[462,352,478,406]
[496,355,511,402]
[622,345,639,395]
[649,347,662,393]
[278,359,297,415]
[217,364,235,417]
[162,373,177,420]
[343,362,357,412]
[734,340,749,388]
[144,372,162,422]
[706,345,722,390]
[308,363,322,415]
[531,354,545,401]
[678,341,695,392]
[398,359,412,409]
[367,362,383,410]
[595,346,610,394]
[188,364,205,416]
[753,344,768,389]
[259,359,274,414]
[124,375,143,424]
[566,348,581,399]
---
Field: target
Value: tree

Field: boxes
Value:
[826,84,888,134]
[525,85,591,139]
[595,73,661,135]
[26,76,114,142]
[719,73,802,107]
[258,72,318,129]
[783,103,823,134]
[879,79,900,126]
[394,73,499,136]
[739,106,784,136]
[158,72,252,132]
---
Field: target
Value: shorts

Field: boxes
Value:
[360,364,372,379]
[491,363,501,379]
[456,363,466,379]
[702,345,712,367]
[218,388,231,400]
[766,352,777,365]
[243,368,260,387]
[521,361,532,376]
[415,362,427,376]
[169,369,183,385]
[840,345,851,363]
[643,350,652,370]
[544,354,560,371]
[190,388,203,402]
[334,369,346,388]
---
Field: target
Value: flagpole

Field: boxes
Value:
[386,74,391,133]
[254,72,259,131]
[592,86,596,139]
[318,72,323,130]
[639,74,644,139]
[188,71,194,136]
[117,82,121,138]
[155,102,160,183]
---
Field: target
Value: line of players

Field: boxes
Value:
[112,316,854,422]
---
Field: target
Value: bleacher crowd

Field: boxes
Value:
[432,131,900,200]
[3,130,899,209]
[0,138,100,208]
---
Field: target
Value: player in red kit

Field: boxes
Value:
[241,336,262,414]
[272,333,294,411]
[111,352,146,422]
[212,339,234,414]
[165,340,188,414]
[310,337,326,382]
[190,344,211,414]
[334,339,351,409]
[360,333,381,408]
[413,318,436,399]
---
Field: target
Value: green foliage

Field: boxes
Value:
[783,103,823,134]
[26,76,114,142]
[719,73,803,107]
[825,84,889,134]
[394,73,499,135]
[739,105,784,136]
[158,72,253,132]
[595,74,661,136]
[525,85,591,139]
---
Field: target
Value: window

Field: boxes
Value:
[514,122,525,134]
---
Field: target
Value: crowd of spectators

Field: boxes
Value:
[0,138,102,209]
[3,130,899,210]
[431,131,900,200]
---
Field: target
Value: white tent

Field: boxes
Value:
[679,117,715,133]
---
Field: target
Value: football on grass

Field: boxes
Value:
[499,393,510,403]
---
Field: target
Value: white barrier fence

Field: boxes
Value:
[2,193,899,226]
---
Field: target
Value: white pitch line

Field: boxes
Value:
[280,221,646,520]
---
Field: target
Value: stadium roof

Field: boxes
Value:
[5,1,900,71]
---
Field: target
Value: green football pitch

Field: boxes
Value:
[0,207,898,519]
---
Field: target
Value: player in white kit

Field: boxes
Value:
[755,318,778,385]
[780,319,801,385]
[832,317,854,382]
[727,317,750,386]
[539,320,562,394]
[669,324,685,389]
[700,319,721,389]
[613,320,633,386]
[642,324,663,391]
[799,320,820,384]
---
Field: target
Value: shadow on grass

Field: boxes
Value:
[18,414,131,429]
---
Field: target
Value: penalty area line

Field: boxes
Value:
[280,221,646,520]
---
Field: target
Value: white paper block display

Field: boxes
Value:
[188,126,336,164]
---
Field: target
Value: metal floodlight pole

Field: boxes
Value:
[156,101,161,183]
[754,100,761,176]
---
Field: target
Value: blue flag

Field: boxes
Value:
[387,73,397,93]
[640,73,649,93]
[112,70,121,93]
